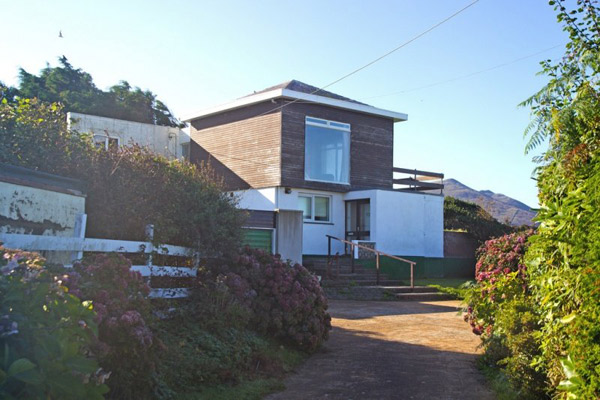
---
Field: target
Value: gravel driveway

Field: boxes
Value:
[266,299,495,400]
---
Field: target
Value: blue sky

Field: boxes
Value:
[1,0,568,207]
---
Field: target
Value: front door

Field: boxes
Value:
[345,200,371,252]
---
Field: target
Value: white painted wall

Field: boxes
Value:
[231,187,443,257]
[277,187,345,255]
[68,112,190,160]
[234,188,276,211]
[373,190,443,257]
[0,182,85,237]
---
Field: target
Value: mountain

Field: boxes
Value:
[442,179,536,226]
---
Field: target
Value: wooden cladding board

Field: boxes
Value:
[281,103,394,192]
[244,210,276,229]
[189,99,395,193]
[189,102,283,190]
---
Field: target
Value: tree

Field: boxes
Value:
[15,56,182,127]
[0,94,243,254]
[522,1,600,397]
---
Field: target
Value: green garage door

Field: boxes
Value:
[242,229,272,253]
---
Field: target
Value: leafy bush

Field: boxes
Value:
[463,230,547,398]
[0,246,108,399]
[518,2,600,397]
[81,145,245,254]
[0,94,245,254]
[153,282,307,398]
[444,197,514,243]
[63,254,160,399]
[206,247,331,352]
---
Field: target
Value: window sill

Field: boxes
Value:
[303,221,334,226]
[304,178,350,186]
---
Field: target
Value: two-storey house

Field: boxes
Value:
[184,80,444,262]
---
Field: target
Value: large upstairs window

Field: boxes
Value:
[304,116,350,184]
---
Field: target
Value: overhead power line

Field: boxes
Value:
[257,0,481,117]
[360,44,564,100]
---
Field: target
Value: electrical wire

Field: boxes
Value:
[360,44,564,100]
[255,0,481,117]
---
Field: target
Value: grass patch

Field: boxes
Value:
[413,278,473,300]
[179,378,285,400]
[152,296,307,399]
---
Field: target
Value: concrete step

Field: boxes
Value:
[365,286,441,294]
[395,292,455,301]
[322,279,405,287]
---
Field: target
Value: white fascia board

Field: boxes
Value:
[182,89,284,122]
[280,89,408,122]
[183,88,408,122]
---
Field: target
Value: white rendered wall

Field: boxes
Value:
[370,190,443,257]
[277,188,345,255]
[68,112,190,160]
[231,187,443,257]
[234,187,345,255]
[233,188,276,211]
[0,182,85,237]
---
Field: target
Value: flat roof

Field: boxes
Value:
[183,88,408,123]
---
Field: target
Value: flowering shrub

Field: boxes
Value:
[207,247,331,352]
[463,230,547,398]
[64,254,159,399]
[464,230,534,336]
[0,246,108,399]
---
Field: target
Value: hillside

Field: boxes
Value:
[443,179,536,226]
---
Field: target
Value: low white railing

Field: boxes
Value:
[0,230,197,299]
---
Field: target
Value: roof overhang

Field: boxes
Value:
[182,88,408,123]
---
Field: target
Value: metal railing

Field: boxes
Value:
[326,235,417,288]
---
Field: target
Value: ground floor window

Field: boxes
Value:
[298,194,331,223]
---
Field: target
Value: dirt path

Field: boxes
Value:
[266,299,495,400]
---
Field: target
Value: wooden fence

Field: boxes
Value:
[0,226,198,299]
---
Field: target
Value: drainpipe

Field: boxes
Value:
[274,188,279,255]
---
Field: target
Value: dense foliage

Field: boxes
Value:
[466,1,600,398]
[0,246,108,399]
[463,231,546,398]
[520,0,600,398]
[4,56,182,127]
[63,254,159,399]
[0,94,245,253]
[444,196,514,243]
[206,247,332,352]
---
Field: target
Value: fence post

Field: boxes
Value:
[376,253,380,286]
[145,224,154,271]
[70,213,87,263]
[351,243,355,273]
[410,262,414,289]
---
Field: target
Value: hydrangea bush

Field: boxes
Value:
[207,247,331,352]
[463,230,547,398]
[64,254,160,399]
[0,246,108,399]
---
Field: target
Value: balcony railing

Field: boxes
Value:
[392,167,444,194]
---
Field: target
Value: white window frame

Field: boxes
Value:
[304,116,351,185]
[93,134,120,150]
[298,193,332,223]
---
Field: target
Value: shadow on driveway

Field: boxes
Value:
[266,300,494,400]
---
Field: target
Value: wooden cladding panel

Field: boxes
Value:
[281,103,394,192]
[244,210,276,229]
[190,104,282,190]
